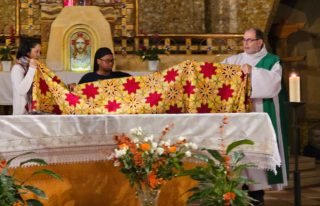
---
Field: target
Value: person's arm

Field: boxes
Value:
[251,62,282,99]
[11,64,36,95]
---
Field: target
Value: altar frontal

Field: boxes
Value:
[32,60,251,114]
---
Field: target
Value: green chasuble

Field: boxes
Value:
[255,53,289,185]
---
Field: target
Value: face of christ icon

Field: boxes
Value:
[70,32,91,71]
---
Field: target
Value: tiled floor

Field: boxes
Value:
[265,185,320,206]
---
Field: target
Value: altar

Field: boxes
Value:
[0,113,280,205]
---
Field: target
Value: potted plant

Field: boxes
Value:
[180,116,256,206]
[0,45,15,72]
[0,152,62,206]
[135,46,165,71]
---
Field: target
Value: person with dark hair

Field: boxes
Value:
[78,47,130,84]
[222,28,288,206]
[11,39,41,115]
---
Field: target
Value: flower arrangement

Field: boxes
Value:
[109,124,198,205]
[180,116,255,206]
[0,152,62,206]
[135,46,165,61]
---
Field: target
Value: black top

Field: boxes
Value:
[78,71,131,84]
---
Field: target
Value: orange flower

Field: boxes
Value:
[115,134,136,150]
[223,191,236,201]
[0,159,7,173]
[223,155,231,176]
[148,172,158,188]
[12,202,24,206]
[168,146,177,153]
[147,171,163,189]
[119,143,128,149]
[140,143,151,151]
[223,155,231,162]
[133,152,144,167]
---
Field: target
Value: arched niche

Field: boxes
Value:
[46,6,113,71]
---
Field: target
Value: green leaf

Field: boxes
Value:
[7,152,34,166]
[193,153,209,162]
[32,169,62,180]
[24,185,47,199]
[206,149,223,162]
[20,159,48,167]
[26,199,43,206]
[231,151,245,164]
[226,139,254,154]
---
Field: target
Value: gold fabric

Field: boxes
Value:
[32,60,251,114]
[13,161,197,206]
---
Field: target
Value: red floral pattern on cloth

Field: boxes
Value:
[32,60,251,114]
[123,78,140,94]
[82,83,99,99]
[218,84,234,101]
[164,68,179,83]
[105,100,121,112]
[39,78,49,95]
[200,62,217,79]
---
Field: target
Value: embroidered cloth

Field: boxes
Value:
[31,60,251,114]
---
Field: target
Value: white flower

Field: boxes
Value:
[185,151,192,157]
[178,136,186,141]
[144,134,154,142]
[161,140,171,147]
[152,142,158,149]
[132,138,139,143]
[114,160,120,167]
[189,142,198,150]
[107,153,115,160]
[130,127,143,136]
[156,147,164,155]
[115,148,127,158]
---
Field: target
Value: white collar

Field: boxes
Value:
[244,45,267,59]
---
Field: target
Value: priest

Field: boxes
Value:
[222,28,288,206]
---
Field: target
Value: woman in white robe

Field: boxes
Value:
[11,39,41,115]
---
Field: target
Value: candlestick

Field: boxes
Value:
[289,73,301,102]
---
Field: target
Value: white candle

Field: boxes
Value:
[289,73,300,102]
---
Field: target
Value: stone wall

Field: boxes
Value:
[273,0,320,119]
[206,0,279,33]
[0,0,16,35]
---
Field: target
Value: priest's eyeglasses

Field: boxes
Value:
[242,38,259,43]
[99,58,114,63]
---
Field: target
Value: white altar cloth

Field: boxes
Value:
[0,113,280,172]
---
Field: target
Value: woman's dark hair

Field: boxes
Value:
[16,38,41,59]
[93,47,113,72]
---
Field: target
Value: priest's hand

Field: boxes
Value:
[241,64,252,74]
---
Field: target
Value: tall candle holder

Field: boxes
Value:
[289,102,305,206]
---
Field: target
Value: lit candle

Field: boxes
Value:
[289,73,300,102]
